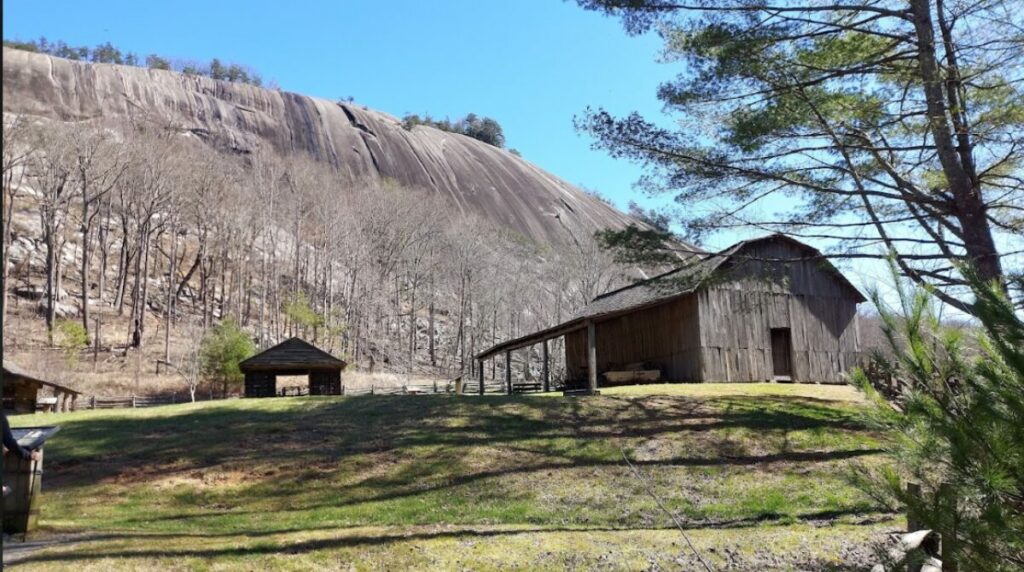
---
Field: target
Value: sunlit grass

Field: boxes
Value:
[10,383,896,570]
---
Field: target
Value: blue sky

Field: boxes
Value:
[3,1,674,223]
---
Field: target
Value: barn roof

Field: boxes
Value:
[2,359,82,395]
[579,233,865,318]
[239,337,347,372]
[475,234,865,360]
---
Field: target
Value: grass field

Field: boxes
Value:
[8,383,899,570]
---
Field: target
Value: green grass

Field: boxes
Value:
[9,383,898,570]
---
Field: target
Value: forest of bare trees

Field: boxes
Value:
[1,114,625,392]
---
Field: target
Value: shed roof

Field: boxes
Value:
[2,359,82,395]
[238,337,347,372]
[475,234,865,360]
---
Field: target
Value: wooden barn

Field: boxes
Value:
[239,338,347,398]
[475,234,865,393]
[2,360,81,413]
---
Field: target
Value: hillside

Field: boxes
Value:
[2,46,658,398]
[2,47,638,247]
[7,384,898,570]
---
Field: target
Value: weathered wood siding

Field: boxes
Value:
[244,372,277,398]
[566,294,701,382]
[309,370,342,395]
[697,238,860,383]
[2,380,40,413]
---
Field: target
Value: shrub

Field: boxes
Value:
[200,319,255,397]
[400,112,505,148]
[56,318,89,368]
[284,292,324,338]
[853,267,1024,570]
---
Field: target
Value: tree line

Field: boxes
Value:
[401,113,507,148]
[3,37,265,87]
[2,115,623,393]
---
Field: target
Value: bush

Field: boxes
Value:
[56,318,89,368]
[284,292,324,338]
[853,267,1024,570]
[200,319,255,397]
[400,112,505,148]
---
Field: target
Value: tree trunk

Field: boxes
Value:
[139,231,152,342]
[97,197,111,304]
[164,222,177,362]
[114,228,131,314]
[909,0,1004,286]
[428,280,436,367]
[44,224,57,344]
[80,200,92,341]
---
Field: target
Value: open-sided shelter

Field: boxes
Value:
[2,360,81,413]
[239,337,347,397]
[475,234,866,394]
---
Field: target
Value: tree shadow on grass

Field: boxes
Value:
[33,393,882,529]
[40,393,878,495]
[14,512,894,567]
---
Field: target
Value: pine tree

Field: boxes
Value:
[854,266,1024,570]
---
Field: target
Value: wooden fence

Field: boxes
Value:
[68,377,557,412]
[85,392,229,410]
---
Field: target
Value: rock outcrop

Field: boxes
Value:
[2,47,639,246]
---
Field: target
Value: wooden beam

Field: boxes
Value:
[476,319,586,361]
[587,321,597,394]
[542,339,550,393]
[505,351,512,395]
[478,360,484,395]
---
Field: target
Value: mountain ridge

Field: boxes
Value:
[2,46,639,246]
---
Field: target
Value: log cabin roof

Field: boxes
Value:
[475,234,865,360]
[239,337,347,372]
[2,359,82,395]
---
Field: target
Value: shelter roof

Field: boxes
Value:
[2,359,82,395]
[238,337,347,372]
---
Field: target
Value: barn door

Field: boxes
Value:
[770,328,793,380]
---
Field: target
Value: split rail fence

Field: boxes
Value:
[68,378,555,412]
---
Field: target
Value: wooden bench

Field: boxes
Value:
[36,396,58,413]
[512,382,543,394]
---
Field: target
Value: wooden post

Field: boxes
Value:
[940,482,958,572]
[505,351,512,395]
[907,482,922,532]
[478,361,485,395]
[93,317,100,371]
[587,321,597,394]
[131,394,137,408]
[542,339,550,393]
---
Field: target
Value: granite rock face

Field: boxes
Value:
[2,47,639,246]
